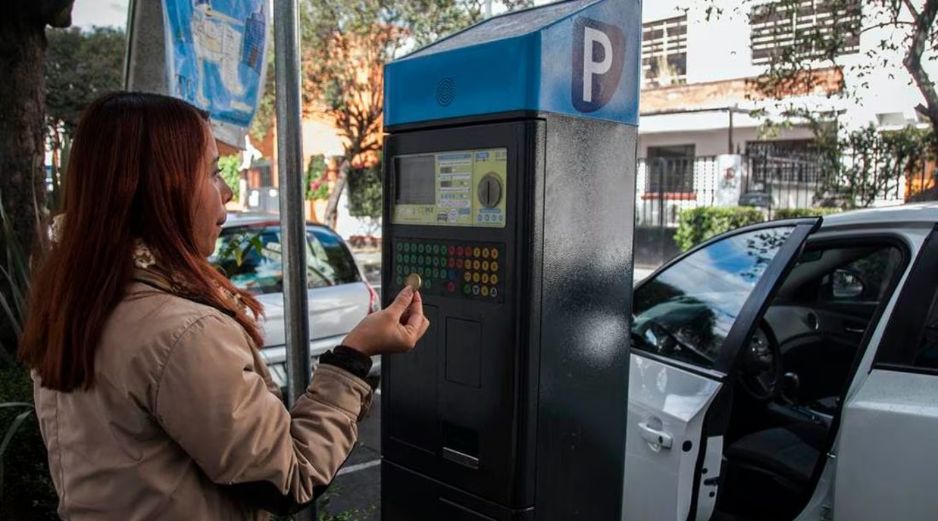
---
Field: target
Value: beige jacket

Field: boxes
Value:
[33,281,373,520]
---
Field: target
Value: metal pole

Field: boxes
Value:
[273,1,315,519]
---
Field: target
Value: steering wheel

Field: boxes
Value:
[738,322,783,401]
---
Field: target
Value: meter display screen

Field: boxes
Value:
[393,148,507,228]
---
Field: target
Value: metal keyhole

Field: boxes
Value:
[478,173,502,208]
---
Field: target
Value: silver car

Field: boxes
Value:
[211,214,381,391]
[625,203,938,521]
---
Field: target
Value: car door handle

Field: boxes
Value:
[844,326,865,334]
[638,421,673,450]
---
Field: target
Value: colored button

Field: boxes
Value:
[449,269,458,280]
[418,255,425,265]
[491,261,499,272]
[425,279,432,289]
[446,258,454,268]
[464,272,472,282]
[396,265,403,274]
[473,247,481,258]
[473,260,481,270]
[456,246,464,256]
[491,274,499,285]
[464,259,472,269]
[472,272,481,283]
[491,287,498,298]
[447,281,456,292]
[482,260,490,272]
[432,257,439,267]
[482,248,490,259]
[395,253,402,263]
[481,286,490,297]
[491,249,499,260]
[463,284,471,295]
[448,246,455,256]
[395,276,403,285]
[482,273,490,284]
[472,285,480,295]
[396,242,402,251]
[418,244,425,253]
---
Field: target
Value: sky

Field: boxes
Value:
[70,0,130,29]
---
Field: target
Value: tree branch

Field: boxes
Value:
[904,0,938,132]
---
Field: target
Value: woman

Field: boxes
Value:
[18,92,428,520]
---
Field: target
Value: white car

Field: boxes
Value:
[625,203,938,521]
[211,214,381,391]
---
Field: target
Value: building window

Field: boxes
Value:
[746,139,821,185]
[642,15,688,88]
[646,145,696,194]
[751,0,861,65]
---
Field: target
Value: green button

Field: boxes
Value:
[396,265,403,274]
[417,244,424,253]
[396,276,403,285]
[409,254,416,264]
[463,284,471,295]
[425,279,432,289]
[434,244,442,254]
[396,242,402,251]
[432,257,439,267]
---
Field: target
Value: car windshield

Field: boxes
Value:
[210,225,360,294]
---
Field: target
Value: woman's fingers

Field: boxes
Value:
[385,286,414,320]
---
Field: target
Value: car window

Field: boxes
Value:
[211,226,360,294]
[307,229,360,288]
[817,247,904,303]
[632,226,794,369]
[212,228,284,294]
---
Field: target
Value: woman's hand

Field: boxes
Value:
[342,286,430,357]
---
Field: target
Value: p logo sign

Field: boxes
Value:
[572,17,625,113]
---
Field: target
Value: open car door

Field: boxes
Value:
[623,219,820,521]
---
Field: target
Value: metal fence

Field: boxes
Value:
[633,154,906,267]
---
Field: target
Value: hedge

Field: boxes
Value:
[674,207,766,252]
[772,207,842,220]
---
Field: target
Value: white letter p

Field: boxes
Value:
[583,26,612,103]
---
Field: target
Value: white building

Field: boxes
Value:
[638,0,929,157]
[635,0,931,227]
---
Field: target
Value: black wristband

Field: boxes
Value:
[319,345,373,381]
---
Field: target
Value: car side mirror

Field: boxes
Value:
[831,269,865,299]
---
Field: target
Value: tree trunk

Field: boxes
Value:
[0,15,49,257]
[323,159,349,229]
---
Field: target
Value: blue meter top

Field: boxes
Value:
[383,0,641,128]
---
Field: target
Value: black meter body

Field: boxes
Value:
[380,1,641,520]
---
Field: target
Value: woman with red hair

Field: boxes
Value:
[18,91,428,520]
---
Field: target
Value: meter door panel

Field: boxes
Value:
[381,119,542,508]
[624,220,819,521]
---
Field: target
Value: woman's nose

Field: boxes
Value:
[221,179,234,204]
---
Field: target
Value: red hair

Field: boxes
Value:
[20,92,263,392]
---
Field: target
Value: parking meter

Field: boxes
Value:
[380,1,640,520]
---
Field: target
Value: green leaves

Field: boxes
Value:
[674,207,766,252]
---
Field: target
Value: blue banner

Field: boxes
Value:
[163,0,269,145]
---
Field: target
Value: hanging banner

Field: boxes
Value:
[162,0,269,147]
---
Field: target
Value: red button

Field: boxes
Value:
[447,281,456,292]
[448,258,455,268]
[448,246,455,255]
[456,246,464,256]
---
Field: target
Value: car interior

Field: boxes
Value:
[714,240,906,521]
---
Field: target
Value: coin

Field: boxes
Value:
[405,273,422,291]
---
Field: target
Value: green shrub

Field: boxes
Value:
[772,207,842,220]
[674,207,766,252]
